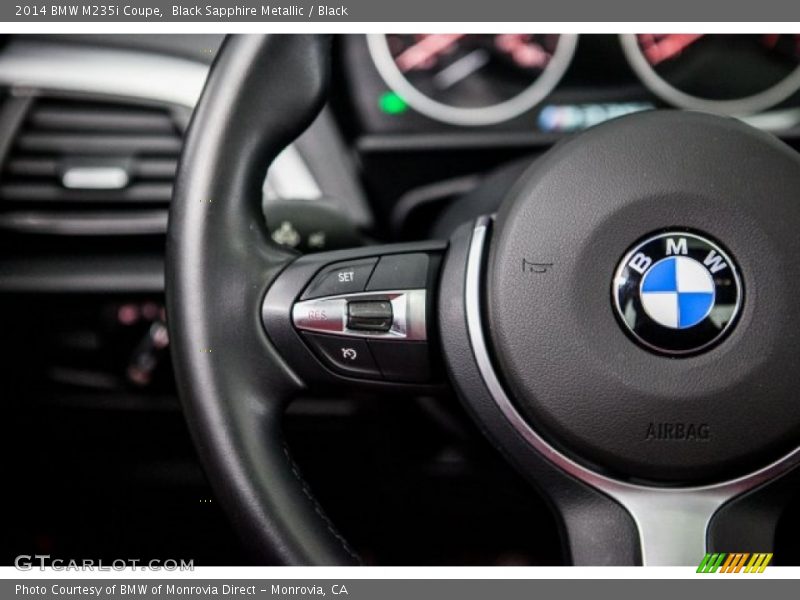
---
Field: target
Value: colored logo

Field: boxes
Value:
[640,256,715,329]
[613,231,742,355]
[697,552,773,573]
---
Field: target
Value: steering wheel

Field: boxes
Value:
[167,35,800,565]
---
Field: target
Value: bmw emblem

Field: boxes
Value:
[612,231,742,355]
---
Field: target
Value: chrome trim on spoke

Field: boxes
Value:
[293,289,427,341]
[465,215,800,565]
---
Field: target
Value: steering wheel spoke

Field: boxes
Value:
[439,208,800,565]
[263,242,447,394]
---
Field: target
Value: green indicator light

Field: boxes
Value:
[379,91,408,115]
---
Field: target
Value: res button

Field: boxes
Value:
[301,258,378,300]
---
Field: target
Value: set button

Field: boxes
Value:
[300,258,377,300]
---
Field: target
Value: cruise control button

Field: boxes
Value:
[303,333,381,379]
[348,300,393,332]
[292,298,346,334]
[301,258,378,300]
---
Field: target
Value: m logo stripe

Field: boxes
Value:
[720,553,736,572]
[720,553,749,573]
[697,552,772,573]
[697,553,726,573]
[745,553,773,573]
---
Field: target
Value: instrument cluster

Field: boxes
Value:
[343,34,800,137]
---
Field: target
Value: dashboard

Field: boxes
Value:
[335,34,800,239]
[342,34,800,138]
[4,33,800,403]
[3,33,800,567]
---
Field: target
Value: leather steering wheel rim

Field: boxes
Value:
[166,34,358,565]
[167,34,800,567]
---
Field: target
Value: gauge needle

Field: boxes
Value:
[641,34,706,65]
[395,34,466,72]
[433,49,490,89]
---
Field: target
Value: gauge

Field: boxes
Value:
[367,34,578,126]
[621,34,800,115]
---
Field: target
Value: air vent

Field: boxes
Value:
[0,96,185,235]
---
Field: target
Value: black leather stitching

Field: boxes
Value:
[282,444,362,563]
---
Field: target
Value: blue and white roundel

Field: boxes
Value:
[640,256,715,329]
